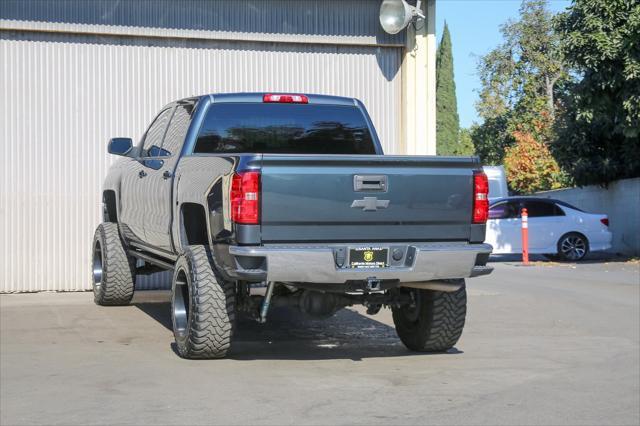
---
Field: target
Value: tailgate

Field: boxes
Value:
[259,155,479,243]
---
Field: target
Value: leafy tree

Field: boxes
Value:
[553,0,640,186]
[477,0,565,119]
[472,0,567,165]
[436,22,460,155]
[504,130,564,193]
[470,115,511,165]
[456,128,475,156]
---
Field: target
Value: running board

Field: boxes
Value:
[128,249,174,271]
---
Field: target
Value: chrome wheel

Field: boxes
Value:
[91,223,135,305]
[559,234,588,261]
[170,246,235,359]
[92,241,103,292]
[172,268,190,340]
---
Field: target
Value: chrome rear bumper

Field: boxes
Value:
[229,242,493,284]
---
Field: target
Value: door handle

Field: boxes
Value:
[353,175,387,192]
[162,170,172,180]
[138,170,147,178]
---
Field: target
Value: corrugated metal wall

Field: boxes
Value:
[0,0,405,46]
[0,1,403,292]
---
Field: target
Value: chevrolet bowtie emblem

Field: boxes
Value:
[351,197,390,211]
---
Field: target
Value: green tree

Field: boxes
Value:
[553,0,640,186]
[472,0,567,165]
[436,22,460,155]
[470,115,511,165]
[456,128,475,156]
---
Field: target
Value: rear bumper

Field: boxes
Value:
[589,229,613,252]
[228,242,493,284]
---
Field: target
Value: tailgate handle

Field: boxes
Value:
[354,175,387,192]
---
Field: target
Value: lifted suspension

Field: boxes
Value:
[236,282,414,322]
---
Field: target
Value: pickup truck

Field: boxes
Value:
[94,92,493,359]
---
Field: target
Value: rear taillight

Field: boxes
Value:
[473,171,489,224]
[263,93,308,104]
[600,218,609,227]
[231,171,260,224]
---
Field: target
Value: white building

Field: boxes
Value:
[0,0,437,292]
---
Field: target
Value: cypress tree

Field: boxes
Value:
[436,22,460,155]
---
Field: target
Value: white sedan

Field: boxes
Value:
[485,197,612,261]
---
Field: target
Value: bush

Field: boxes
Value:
[504,130,565,193]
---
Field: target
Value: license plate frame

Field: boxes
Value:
[349,247,389,269]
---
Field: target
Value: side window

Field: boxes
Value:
[553,204,566,216]
[488,202,510,219]
[147,145,169,157]
[507,202,522,219]
[489,202,523,219]
[524,201,559,217]
[145,146,170,169]
[161,103,195,157]
[141,108,173,157]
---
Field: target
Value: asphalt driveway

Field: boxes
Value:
[1,259,639,425]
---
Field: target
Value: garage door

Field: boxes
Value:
[0,31,402,291]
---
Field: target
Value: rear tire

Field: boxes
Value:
[92,223,135,306]
[392,280,466,352]
[171,245,235,359]
[557,232,589,261]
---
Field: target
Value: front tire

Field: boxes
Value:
[171,245,235,359]
[92,223,135,306]
[392,280,466,352]
[557,232,589,261]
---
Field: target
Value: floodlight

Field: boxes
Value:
[379,0,425,35]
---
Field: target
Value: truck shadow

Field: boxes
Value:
[133,295,463,361]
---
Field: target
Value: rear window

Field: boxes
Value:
[194,103,376,155]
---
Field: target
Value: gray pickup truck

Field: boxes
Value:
[94,92,492,359]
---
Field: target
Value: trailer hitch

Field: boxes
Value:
[366,278,382,292]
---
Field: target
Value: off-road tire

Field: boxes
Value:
[171,245,235,359]
[392,280,466,352]
[92,223,135,306]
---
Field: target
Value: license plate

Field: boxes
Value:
[349,247,388,268]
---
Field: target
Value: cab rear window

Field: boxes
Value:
[194,103,376,155]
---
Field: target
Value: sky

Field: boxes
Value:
[436,0,572,128]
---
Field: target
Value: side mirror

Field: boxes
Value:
[108,138,133,157]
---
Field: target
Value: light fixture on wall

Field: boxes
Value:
[379,0,425,34]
